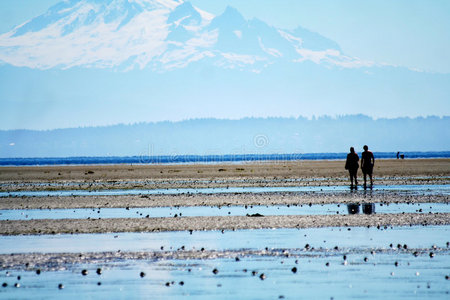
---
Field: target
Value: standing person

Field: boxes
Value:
[345,147,359,189]
[361,145,375,188]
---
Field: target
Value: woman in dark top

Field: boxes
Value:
[361,145,375,188]
[345,147,359,189]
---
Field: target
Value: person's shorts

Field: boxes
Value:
[348,168,358,176]
[362,166,373,175]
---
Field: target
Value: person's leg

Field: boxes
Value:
[363,172,367,188]
[349,171,354,187]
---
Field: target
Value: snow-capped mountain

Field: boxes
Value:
[0,0,373,71]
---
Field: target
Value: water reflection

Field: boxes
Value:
[347,203,375,215]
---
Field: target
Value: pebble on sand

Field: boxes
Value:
[58,283,64,289]
[140,272,146,278]
[96,268,102,275]
[291,267,297,273]
[81,269,88,276]
[212,268,219,275]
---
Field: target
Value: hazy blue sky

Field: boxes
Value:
[1,0,449,73]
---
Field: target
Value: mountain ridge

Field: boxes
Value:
[1,115,449,157]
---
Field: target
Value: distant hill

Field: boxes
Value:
[1,115,448,158]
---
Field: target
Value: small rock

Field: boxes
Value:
[14,283,20,288]
[36,269,41,275]
[179,281,184,286]
[291,267,297,273]
[58,283,64,289]
[212,268,219,275]
[165,282,170,287]
[259,273,266,280]
[96,268,102,275]
[429,252,435,258]
[140,272,146,278]
[81,269,88,276]
[2,282,7,287]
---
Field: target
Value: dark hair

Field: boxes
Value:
[350,147,355,153]
[363,145,368,151]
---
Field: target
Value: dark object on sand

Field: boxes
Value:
[347,203,360,214]
[246,213,264,217]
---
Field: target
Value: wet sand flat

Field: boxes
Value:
[0,159,448,235]
[1,213,449,235]
[1,192,448,210]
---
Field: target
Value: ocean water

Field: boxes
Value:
[0,151,449,166]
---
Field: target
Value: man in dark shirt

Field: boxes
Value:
[345,147,359,189]
[361,145,375,188]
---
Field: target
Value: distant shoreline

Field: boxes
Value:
[0,151,449,167]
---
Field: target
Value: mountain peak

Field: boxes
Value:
[209,5,246,30]
[168,1,201,24]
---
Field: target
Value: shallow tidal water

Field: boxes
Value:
[1,184,449,197]
[1,202,449,221]
[1,226,450,299]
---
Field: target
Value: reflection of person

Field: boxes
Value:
[345,147,359,188]
[361,145,375,188]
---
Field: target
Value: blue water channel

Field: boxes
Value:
[1,184,449,197]
[0,202,449,221]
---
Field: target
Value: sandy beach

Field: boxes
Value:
[0,159,448,191]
